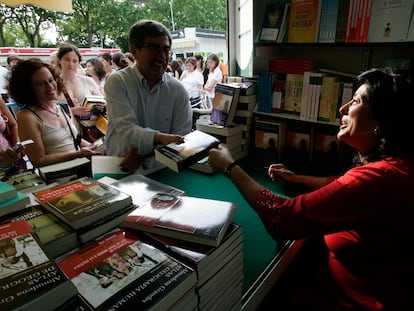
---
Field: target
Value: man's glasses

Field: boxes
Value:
[32,77,57,88]
[142,43,171,55]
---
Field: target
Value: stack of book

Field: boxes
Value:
[0,180,30,218]
[2,170,47,194]
[57,228,198,310]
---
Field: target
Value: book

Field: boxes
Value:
[259,2,288,41]
[288,0,323,43]
[318,75,341,123]
[0,205,78,258]
[33,177,133,230]
[368,0,414,42]
[109,173,185,207]
[335,0,352,42]
[277,3,292,42]
[0,220,77,310]
[254,117,286,166]
[38,157,91,184]
[0,191,30,218]
[91,155,132,180]
[154,130,220,173]
[283,73,304,115]
[312,125,341,175]
[318,0,339,42]
[210,83,241,126]
[0,180,17,202]
[58,229,197,311]
[80,95,106,127]
[124,193,238,247]
[2,170,47,194]
[196,116,245,136]
[283,121,313,173]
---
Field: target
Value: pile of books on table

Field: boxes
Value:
[0,172,242,310]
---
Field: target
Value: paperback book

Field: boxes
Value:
[58,229,197,311]
[38,157,91,184]
[0,191,30,218]
[154,130,220,173]
[33,177,132,230]
[0,220,77,310]
[0,180,18,202]
[124,193,238,247]
[259,2,288,41]
[210,83,241,126]
[2,170,47,194]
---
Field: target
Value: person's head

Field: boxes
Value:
[338,68,414,160]
[194,55,204,69]
[85,58,106,81]
[128,19,172,83]
[57,43,82,73]
[185,57,197,72]
[8,58,64,108]
[49,51,59,67]
[207,53,220,72]
[124,52,136,66]
[7,54,20,69]
[112,52,128,70]
[97,52,113,74]
[170,60,181,72]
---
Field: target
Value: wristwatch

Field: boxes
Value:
[224,161,237,178]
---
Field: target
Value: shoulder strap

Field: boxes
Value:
[22,107,44,122]
[63,90,75,107]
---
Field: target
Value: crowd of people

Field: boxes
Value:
[1,19,412,310]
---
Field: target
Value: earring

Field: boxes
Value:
[374,126,379,135]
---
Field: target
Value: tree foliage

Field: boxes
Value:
[0,0,227,49]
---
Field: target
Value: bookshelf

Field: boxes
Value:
[249,0,414,174]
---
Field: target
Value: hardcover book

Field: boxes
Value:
[196,116,245,136]
[259,2,288,41]
[288,0,323,43]
[0,180,17,202]
[38,157,91,184]
[3,170,47,194]
[0,205,78,258]
[58,229,197,311]
[210,83,241,126]
[33,177,132,230]
[123,193,238,247]
[0,220,77,310]
[0,191,30,218]
[154,130,220,173]
[254,117,286,166]
[110,173,185,207]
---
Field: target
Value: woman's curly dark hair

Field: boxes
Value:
[354,68,414,161]
[8,58,64,107]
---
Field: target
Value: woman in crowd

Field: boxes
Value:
[203,53,222,107]
[208,68,414,310]
[97,52,115,81]
[170,60,182,79]
[0,97,22,172]
[180,56,204,105]
[85,58,106,93]
[111,52,128,71]
[8,58,101,168]
[194,54,208,85]
[124,52,136,67]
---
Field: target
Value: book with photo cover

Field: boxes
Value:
[124,193,238,247]
[33,177,132,230]
[0,220,77,310]
[0,205,79,258]
[80,95,106,126]
[58,228,197,311]
[210,83,241,126]
[259,2,289,41]
[154,130,220,173]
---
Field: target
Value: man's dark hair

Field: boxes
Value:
[129,20,172,49]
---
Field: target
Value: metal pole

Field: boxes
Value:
[169,0,175,31]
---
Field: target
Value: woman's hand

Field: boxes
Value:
[267,164,296,182]
[0,148,20,168]
[71,106,91,117]
[78,146,103,158]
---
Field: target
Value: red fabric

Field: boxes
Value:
[254,156,414,310]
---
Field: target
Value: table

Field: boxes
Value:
[148,158,304,310]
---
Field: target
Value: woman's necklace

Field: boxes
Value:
[40,104,60,117]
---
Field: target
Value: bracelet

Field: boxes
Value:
[224,161,237,178]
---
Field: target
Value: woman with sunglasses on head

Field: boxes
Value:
[8,58,102,168]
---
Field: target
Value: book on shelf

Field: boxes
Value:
[154,130,220,173]
[258,72,273,113]
[0,205,78,258]
[368,0,413,42]
[288,0,323,43]
[0,191,30,218]
[38,157,91,184]
[109,173,185,207]
[277,3,291,42]
[283,73,304,115]
[33,176,133,230]
[237,94,257,111]
[124,193,238,247]
[308,72,326,121]
[318,75,341,123]
[225,79,257,96]
[312,125,341,175]
[0,180,18,202]
[57,228,197,311]
[2,170,47,194]
[284,121,313,173]
[335,0,352,42]
[318,0,339,43]
[254,117,286,166]
[299,71,312,121]
[0,220,78,310]
[210,83,241,127]
[259,2,289,42]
